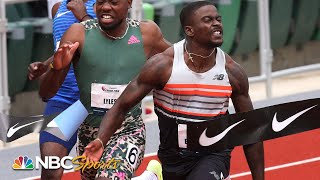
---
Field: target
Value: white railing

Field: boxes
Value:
[0,0,10,114]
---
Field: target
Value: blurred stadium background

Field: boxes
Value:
[0,0,319,115]
[1,0,319,116]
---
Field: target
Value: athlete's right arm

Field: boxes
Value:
[39,24,85,99]
[84,49,174,162]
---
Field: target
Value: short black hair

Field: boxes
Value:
[180,1,215,27]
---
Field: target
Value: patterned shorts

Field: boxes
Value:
[77,115,146,180]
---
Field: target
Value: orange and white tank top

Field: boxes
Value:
[153,40,232,122]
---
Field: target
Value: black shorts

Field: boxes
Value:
[159,150,231,180]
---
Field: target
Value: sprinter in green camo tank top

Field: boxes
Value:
[76,18,146,127]
[42,1,171,179]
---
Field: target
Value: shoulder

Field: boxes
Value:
[51,2,62,18]
[225,53,249,93]
[70,22,86,30]
[225,53,245,76]
[140,20,162,38]
[65,23,86,37]
[140,20,160,31]
[139,20,171,57]
[146,47,174,70]
[139,47,174,89]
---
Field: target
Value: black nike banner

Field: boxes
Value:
[1,98,320,147]
[0,114,55,142]
[0,100,88,143]
[179,98,320,152]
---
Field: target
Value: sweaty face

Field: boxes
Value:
[95,0,131,30]
[190,5,223,47]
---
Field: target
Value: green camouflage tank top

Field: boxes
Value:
[75,19,146,127]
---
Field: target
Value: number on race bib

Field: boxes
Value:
[126,143,140,168]
[128,147,138,165]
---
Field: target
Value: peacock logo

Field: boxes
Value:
[12,155,34,170]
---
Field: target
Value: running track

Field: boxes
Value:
[41,129,320,180]
[12,91,320,179]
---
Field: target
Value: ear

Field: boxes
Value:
[128,0,132,9]
[184,26,194,37]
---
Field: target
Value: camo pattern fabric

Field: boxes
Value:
[81,18,140,31]
[77,115,146,180]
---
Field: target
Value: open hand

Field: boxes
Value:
[83,139,104,163]
[52,42,79,70]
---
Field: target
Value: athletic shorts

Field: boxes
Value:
[39,100,77,153]
[77,115,146,180]
[160,150,231,180]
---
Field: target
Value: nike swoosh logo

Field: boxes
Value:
[272,105,317,132]
[56,11,71,18]
[7,119,44,138]
[199,119,245,146]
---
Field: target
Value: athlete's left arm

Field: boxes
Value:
[226,55,265,180]
[83,50,173,162]
[140,21,172,59]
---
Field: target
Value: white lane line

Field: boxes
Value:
[231,156,320,178]
[144,152,158,157]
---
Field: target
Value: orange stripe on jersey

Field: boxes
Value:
[164,84,232,90]
[154,101,227,117]
[163,88,232,97]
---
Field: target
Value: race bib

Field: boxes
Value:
[91,83,127,111]
[178,124,187,148]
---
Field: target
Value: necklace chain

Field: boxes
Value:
[184,42,216,63]
[99,23,129,40]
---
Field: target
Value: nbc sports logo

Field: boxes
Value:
[12,156,34,170]
[12,155,74,170]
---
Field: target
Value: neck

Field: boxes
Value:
[99,20,129,40]
[184,41,217,72]
[185,41,216,58]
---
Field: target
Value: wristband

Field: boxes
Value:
[80,14,92,22]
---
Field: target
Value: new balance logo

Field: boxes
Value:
[213,74,224,80]
[128,35,140,44]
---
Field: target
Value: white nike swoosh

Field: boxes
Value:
[7,119,44,138]
[199,119,245,146]
[56,11,71,18]
[272,105,317,132]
